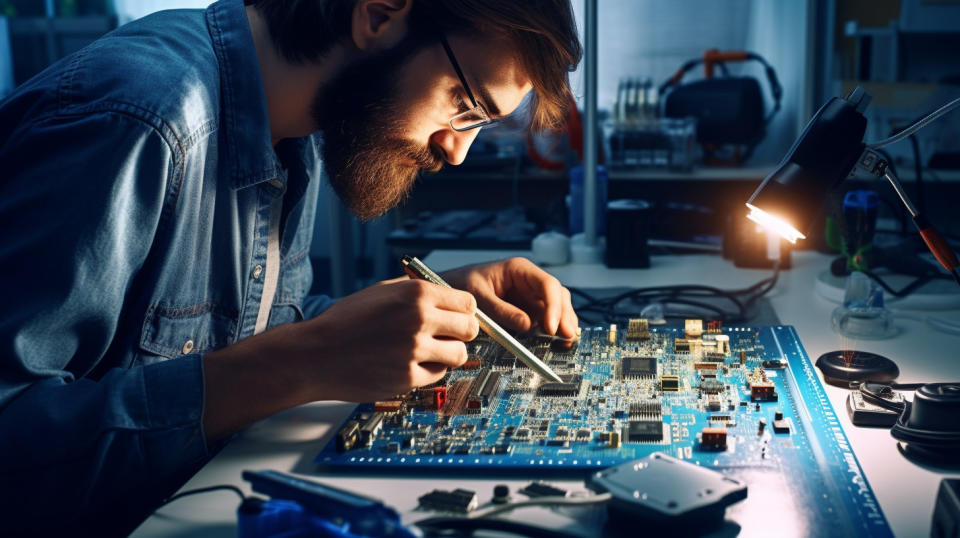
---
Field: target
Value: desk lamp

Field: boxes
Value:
[745,86,960,285]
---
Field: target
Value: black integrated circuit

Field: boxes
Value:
[621,356,657,378]
[536,374,583,397]
[625,419,663,442]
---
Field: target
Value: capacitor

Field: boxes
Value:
[758,417,767,435]
[774,409,784,421]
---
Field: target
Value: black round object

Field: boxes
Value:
[891,383,960,463]
[492,484,510,504]
[814,350,899,387]
[910,383,960,430]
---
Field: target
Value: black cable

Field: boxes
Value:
[860,269,949,298]
[859,382,906,413]
[566,263,779,325]
[155,485,247,511]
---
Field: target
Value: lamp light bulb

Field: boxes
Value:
[745,203,806,244]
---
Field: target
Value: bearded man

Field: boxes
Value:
[0,0,580,534]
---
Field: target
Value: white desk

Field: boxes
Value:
[134,250,960,538]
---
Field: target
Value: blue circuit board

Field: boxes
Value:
[316,323,892,536]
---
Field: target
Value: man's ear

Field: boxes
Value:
[351,0,413,52]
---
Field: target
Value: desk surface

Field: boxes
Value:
[134,251,960,538]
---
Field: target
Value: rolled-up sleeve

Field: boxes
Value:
[0,110,214,535]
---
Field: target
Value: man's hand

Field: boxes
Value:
[440,257,578,340]
[202,278,479,439]
[304,278,479,402]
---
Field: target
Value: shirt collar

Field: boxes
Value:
[206,0,283,190]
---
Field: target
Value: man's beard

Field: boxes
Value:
[312,39,446,221]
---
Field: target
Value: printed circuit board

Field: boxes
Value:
[316,321,892,536]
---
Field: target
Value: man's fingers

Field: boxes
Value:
[557,287,579,339]
[482,295,533,332]
[417,338,468,369]
[429,310,480,341]
[524,268,563,335]
[425,283,477,314]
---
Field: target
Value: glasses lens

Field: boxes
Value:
[451,106,492,131]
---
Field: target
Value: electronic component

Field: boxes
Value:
[537,374,583,397]
[518,482,568,498]
[701,379,723,394]
[336,420,360,452]
[700,427,727,449]
[660,374,680,392]
[773,418,792,434]
[626,318,651,340]
[621,356,657,378]
[706,394,722,411]
[587,452,747,531]
[417,489,478,513]
[625,420,663,442]
[374,401,403,413]
[491,484,511,505]
[685,319,703,337]
[608,430,622,448]
[846,388,904,427]
[317,325,894,537]
[609,323,618,344]
[748,367,778,401]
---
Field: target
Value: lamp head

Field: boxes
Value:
[746,87,872,243]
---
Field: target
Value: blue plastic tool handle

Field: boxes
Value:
[241,470,413,537]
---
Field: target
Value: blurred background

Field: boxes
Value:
[1,0,958,297]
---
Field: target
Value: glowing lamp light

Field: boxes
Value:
[745,203,805,244]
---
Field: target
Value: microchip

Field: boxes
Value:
[418,488,478,513]
[625,420,663,442]
[621,356,657,378]
[536,374,583,397]
[626,318,651,340]
[660,374,680,392]
[701,379,723,394]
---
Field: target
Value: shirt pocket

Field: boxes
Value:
[269,248,310,327]
[139,301,238,358]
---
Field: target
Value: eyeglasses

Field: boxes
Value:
[440,35,497,132]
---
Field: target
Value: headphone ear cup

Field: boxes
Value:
[890,385,960,463]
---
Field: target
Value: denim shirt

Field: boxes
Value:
[0,0,334,533]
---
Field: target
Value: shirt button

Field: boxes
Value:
[182,339,195,354]
[252,265,263,279]
[268,179,283,188]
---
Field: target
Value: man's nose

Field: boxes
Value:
[430,127,481,166]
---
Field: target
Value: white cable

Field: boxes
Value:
[467,493,612,519]
[867,97,960,149]
[892,310,960,336]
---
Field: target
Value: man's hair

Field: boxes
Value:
[244,0,581,130]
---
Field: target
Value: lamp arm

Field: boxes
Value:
[867,96,960,149]
[857,148,960,285]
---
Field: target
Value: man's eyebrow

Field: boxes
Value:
[473,84,502,118]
